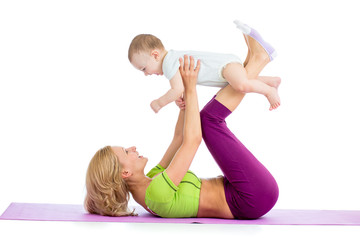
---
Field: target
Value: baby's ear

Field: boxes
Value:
[151,49,161,60]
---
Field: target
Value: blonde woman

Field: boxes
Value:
[85,35,279,219]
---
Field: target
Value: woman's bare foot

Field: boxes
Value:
[234,20,277,61]
[241,23,274,81]
[266,87,281,111]
[245,47,270,79]
[243,34,250,67]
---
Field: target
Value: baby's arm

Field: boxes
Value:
[150,70,184,113]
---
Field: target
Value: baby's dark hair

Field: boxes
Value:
[128,34,165,62]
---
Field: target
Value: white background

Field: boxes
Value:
[1,0,360,239]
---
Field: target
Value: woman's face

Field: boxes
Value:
[111,146,148,178]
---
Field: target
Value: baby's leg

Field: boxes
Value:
[257,76,281,89]
[223,63,280,111]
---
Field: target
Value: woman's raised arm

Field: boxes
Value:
[165,55,202,186]
[157,109,185,169]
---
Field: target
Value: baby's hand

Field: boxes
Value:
[175,96,185,110]
[150,99,162,113]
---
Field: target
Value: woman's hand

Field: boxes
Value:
[179,55,200,90]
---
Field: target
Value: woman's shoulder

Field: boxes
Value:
[146,164,165,178]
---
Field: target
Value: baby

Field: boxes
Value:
[128,20,281,112]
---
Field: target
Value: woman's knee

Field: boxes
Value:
[200,106,218,123]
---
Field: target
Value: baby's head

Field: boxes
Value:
[128,34,166,76]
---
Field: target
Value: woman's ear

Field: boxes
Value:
[122,169,132,179]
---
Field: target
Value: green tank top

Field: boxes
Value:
[145,164,202,218]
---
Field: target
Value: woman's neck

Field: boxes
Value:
[127,176,152,208]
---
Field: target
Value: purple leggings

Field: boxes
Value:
[200,96,279,219]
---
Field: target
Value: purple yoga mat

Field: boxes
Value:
[1,203,360,225]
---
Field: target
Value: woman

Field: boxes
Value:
[85,32,279,219]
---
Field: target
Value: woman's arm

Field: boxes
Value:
[158,109,185,169]
[166,56,202,186]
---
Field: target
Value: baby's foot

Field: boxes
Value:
[266,87,281,111]
[234,20,277,61]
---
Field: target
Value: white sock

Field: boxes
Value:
[233,20,251,35]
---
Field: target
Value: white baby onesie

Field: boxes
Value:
[162,49,242,88]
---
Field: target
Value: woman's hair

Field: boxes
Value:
[128,34,165,62]
[84,146,137,216]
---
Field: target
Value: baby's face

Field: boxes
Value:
[131,51,163,76]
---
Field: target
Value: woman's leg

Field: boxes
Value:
[201,35,279,219]
[200,99,279,219]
